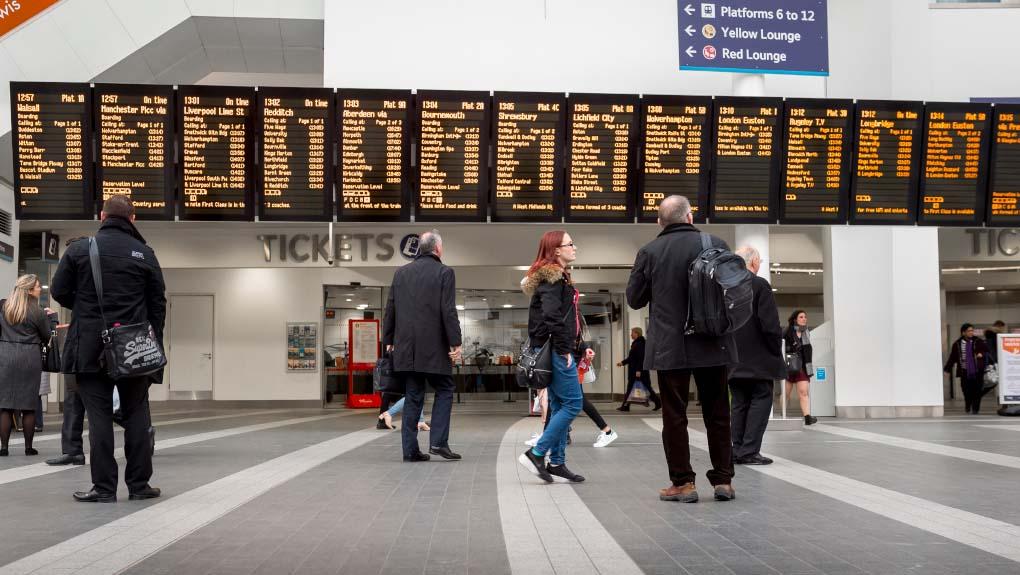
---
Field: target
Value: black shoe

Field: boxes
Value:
[46,454,86,466]
[34,426,43,432]
[616,405,630,412]
[0,448,7,457]
[129,486,161,500]
[376,419,391,430]
[518,449,554,483]
[24,447,38,456]
[736,454,773,465]
[548,464,585,483]
[429,446,462,460]
[652,401,662,412]
[73,489,117,503]
[403,452,431,462]
[804,415,818,425]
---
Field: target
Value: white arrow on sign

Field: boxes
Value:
[685,24,696,36]
[685,46,696,57]
[684,4,695,16]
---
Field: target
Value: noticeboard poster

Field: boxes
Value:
[286,322,318,371]
[997,334,1020,404]
[350,320,379,366]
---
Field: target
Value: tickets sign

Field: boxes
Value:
[678,0,829,76]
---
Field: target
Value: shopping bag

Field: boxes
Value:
[983,363,999,392]
[627,380,651,406]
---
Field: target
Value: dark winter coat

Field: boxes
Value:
[626,223,737,370]
[783,326,813,371]
[383,253,462,375]
[50,217,167,377]
[621,336,647,379]
[729,276,786,381]
[522,264,580,357]
[944,336,989,379]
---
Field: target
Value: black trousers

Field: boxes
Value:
[657,366,733,487]
[61,388,86,457]
[622,371,659,406]
[961,375,984,414]
[729,378,774,459]
[76,373,153,494]
[400,372,454,458]
[582,396,607,430]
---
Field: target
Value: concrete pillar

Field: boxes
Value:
[732,73,766,97]
[823,226,944,418]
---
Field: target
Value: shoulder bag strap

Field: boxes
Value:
[88,237,109,330]
[700,232,712,251]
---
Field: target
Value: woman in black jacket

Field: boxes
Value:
[518,231,592,484]
[617,327,660,411]
[944,323,990,414]
[783,310,816,425]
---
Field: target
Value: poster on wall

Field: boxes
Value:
[350,320,379,366]
[286,322,318,371]
[997,334,1020,404]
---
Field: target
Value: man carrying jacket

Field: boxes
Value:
[626,195,736,503]
[383,230,463,462]
[729,246,785,465]
[51,195,166,502]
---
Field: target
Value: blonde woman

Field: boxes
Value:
[0,274,51,456]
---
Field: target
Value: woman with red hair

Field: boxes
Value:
[517,231,592,483]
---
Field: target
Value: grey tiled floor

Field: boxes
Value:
[2,403,1019,574]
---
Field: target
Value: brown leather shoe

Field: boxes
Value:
[714,484,735,501]
[659,483,699,503]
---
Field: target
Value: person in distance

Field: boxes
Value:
[944,323,990,415]
[617,326,661,412]
[784,310,817,425]
[626,195,736,503]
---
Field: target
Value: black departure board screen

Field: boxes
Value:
[11,82,93,220]
[919,103,992,226]
[94,84,174,220]
[176,86,255,221]
[710,97,783,223]
[491,92,565,222]
[780,99,853,224]
[988,105,1020,227]
[638,95,711,223]
[337,89,412,222]
[565,93,638,222]
[415,90,489,222]
[850,101,923,224]
[257,87,334,221]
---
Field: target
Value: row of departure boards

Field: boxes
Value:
[12,82,1020,226]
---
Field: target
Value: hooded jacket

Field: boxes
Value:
[522,264,579,357]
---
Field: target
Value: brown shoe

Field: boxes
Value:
[659,483,699,503]
[713,484,735,501]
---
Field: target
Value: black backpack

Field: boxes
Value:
[686,233,754,337]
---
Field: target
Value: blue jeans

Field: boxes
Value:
[387,396,425,423]
[534,352,582,465]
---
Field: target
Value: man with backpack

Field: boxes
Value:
[627,195,749,503]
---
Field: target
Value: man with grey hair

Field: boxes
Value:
[627,195,737,503]
[728,246,785,465]
[383,229,463,461]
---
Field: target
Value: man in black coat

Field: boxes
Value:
[729,247,786,466]
[616,327,661,411]
[50,195,166,502]
[626,195,737,503]
[383,230,463,461]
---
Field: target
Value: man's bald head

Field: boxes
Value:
[658,195,692,227]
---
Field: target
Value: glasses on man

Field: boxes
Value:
[559,242,576,248]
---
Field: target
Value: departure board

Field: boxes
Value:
[988,105,1020,227]
[337,89,412,222]
[710,97,783,223]
[176,85,255,221]
[918,102,992,226]
[638,95,711,223]
[415,90,490,222]
[257,87,334,221]
[491,92,565,222]
[565,93,638,222]
[11,82,93,220]
[780,99,854,224]
[94,84,175,220]
[850,101,923,224]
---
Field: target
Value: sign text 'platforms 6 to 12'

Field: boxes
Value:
[678,0,828,76]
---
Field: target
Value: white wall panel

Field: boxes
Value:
[106,0,191,47]
[49,0,136,77]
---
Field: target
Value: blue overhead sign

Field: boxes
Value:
[678,1,829,76]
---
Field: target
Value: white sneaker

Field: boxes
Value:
[524,433,541,447]
[593,429,618,448]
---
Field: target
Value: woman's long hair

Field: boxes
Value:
[787,309,806,329]
[527,230,567,277]
[4,274,40,326]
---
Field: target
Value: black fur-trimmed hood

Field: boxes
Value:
[521,264,565,296]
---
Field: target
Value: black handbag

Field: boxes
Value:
[89,238,167,380]
[41,323,60,373]
[516,339,553,390]
[373,352,403,394]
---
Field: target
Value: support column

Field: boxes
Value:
[823,226,944,418]
[732,73,766,97]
